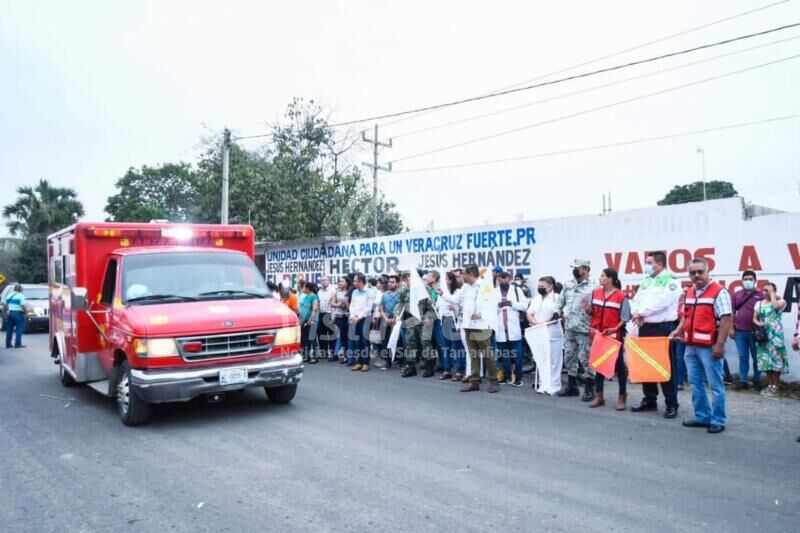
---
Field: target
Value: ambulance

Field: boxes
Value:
[47,222,303,426]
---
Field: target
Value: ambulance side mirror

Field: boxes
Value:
[72,287,88,311]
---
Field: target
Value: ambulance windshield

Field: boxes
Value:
[122,251,269,304]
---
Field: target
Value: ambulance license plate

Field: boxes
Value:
[219,368,248,386]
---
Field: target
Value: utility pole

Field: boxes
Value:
[696,146,707,201]
[362,124,392,237]
[221,128,231,224]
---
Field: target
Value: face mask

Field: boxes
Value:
[499,283,510,291]
[644,264,654,276]
[743,280,755,290]
[572,268,581,280]
[538,287,548,296]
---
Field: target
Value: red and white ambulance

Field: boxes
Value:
[48,222,303,426]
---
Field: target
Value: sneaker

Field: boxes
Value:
[498,377,511,385]
[512,379,524,388]
[724,376,733,386]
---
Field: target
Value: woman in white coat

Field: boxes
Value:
[526,276,564,394]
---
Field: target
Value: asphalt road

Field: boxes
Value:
[1,333,799,533]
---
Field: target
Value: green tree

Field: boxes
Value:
[105,163,200,222]
[2,179,84,283]
[657,180,738,205]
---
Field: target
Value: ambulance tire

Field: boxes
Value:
[264,384,297,404]
[117,360,152,426]
[58,358,76,387]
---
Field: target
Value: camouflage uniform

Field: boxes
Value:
[396,285,437,370]
[557,278,594,378]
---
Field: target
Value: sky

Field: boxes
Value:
[1,0,799,237]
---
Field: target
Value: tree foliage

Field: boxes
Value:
[657,180,738,206]
[105,98,405,241]
[2,179,84,283]
[105,163,200,222]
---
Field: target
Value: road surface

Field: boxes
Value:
[1,332,798,532]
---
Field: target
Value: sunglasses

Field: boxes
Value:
[688,269,706,276]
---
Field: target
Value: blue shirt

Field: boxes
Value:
[299,292,318,324]
[381,290,399,318]
[4,291,26,312]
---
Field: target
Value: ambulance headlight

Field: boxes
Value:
[273,326,300,347]
[134,338,179,358]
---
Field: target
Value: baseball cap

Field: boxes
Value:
[570,259,591,268]
[492,266,504,273]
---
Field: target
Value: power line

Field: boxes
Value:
[376,0,792,128]
[386,114,800,174]
[326,22,800,128]
[389,53,800,164]
[391,34,800,140]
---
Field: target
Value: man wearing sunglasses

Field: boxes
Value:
[630,251,682,418]
[670,258,732,434]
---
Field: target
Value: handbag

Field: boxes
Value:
[369,328,383,344]
[752,302,768,344]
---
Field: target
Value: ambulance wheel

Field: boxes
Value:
[58,357,76,387]
[117,360,152,426]
[264,384,297,404]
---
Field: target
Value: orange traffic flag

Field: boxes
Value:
[625,336,671,383]
[589,335,621,379]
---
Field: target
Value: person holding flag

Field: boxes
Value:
[585,268,630,410]
[438,264,500,393]
[630,251,682,419]
[526,276,563,395]
[396,268,437,378]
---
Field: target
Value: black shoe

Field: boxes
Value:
[556,387,580,397]
[14,345,25,348]
[581,379,595,402]
[724,376,733,386]
[682,419,710,428]
[512,379,523,388]
[401,365,417,378]
[707,425,725,434]
[421,367,435,378]
[631,401,657,413]
[752,381,764,392]
[664,406,678,419]
[498,377,511,385]
[733,382,749,391]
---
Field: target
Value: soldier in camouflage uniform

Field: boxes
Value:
[396,269,438,378]
[556,258,596,400]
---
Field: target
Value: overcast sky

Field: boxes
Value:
[1,0,799,236]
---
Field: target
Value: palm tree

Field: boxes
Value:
[3,179,84,236]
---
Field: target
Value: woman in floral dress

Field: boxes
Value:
[753,283,787,397]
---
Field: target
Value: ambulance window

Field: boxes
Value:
[53,258,63,285]
[101,259,118,306]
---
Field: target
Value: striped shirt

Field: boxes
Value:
[694,282,732,319]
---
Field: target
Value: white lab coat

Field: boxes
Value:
[493,285,529,342]
[527,292,564,394]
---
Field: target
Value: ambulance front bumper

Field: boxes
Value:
[129,353,304,403]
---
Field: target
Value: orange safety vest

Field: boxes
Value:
[683,282,723,347]
[590,288,625,340]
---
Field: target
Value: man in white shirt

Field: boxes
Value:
[348,274,375,371]
[316,275,336,360]
[630,251,682,418]
[494,271,529,386]
[438,264,499,393]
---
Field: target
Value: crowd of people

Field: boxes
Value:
[273,252,800,436]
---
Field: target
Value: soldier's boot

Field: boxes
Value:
[589,390,605,408]
[422,360,435,378]
[556,375,580,397]
[582,378,596,402]
[401,364,417,378]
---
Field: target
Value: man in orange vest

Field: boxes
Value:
[670,258,732,434]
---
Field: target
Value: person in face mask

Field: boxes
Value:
[630,251,682,419]
[555,259,595,399]
[527,276,564,394]
[494,271,529,386]
[729,270,764,390]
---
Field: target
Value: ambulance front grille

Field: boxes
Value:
[176,330,274,362]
